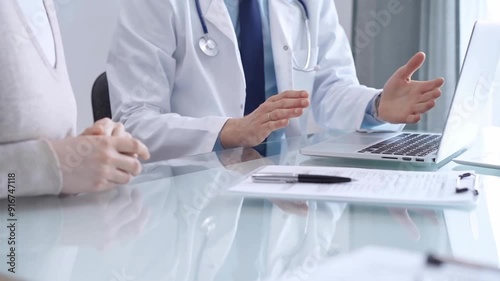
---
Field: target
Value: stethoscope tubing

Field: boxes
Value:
[195,0,209,35]
[296,0,309,19]
[196,0,317,72]
[196,0,310,31]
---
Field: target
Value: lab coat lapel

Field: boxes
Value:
[269,0,305,136]
[269,0,294,92]
[201,0,247,95]
[203,0,239,48]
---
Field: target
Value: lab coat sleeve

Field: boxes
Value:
[107,0,229,161]
[310,0,405,132]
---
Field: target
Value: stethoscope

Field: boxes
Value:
[195,0,319,72]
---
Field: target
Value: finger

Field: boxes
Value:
[120,133,138,158]
[416,78,445,93]
[418,88,442,103]
[112,122,127,137]
[114,138,150,160]
[265,119,289,133]
[412,100,436,114]
[267,90,309,102]
[112,153,143,176]
[94,118,115,136]
[398,52,426,81]
[406,114,421,124]
[261,97,309,113]
[266,108,305,123]
[108,169,134,185]
[95,117,113,125]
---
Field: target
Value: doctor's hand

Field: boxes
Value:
[49,136,150,195]
[220,90,310,148]
[379,52,445,124]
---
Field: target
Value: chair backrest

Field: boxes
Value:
[91,72,112,122]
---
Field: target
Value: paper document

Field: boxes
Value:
[288,246,500,281]
[294,246,423,281]
[228,166,477,207]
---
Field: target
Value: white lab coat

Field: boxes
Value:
[107,0,384,160]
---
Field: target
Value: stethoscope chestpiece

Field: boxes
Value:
[199,35,219,57]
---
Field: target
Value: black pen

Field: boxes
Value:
[252,173,353,184]
[426,254,500,275]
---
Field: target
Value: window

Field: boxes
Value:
[486,0,500,20]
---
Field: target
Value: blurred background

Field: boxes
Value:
[53,0,500,133]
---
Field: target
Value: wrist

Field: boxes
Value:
[220,118,242,149]
[374,92,387,123]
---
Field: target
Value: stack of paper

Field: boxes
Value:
[228,166,477,207]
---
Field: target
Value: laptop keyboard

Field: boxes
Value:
[358,133,441,157]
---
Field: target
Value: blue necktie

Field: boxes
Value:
[239,0,266,115]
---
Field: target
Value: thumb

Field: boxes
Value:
[398,52,426,81]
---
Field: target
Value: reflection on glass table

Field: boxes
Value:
[0,131,498,281]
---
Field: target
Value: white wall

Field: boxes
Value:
[56,0,119,132]
[57,0,353,132]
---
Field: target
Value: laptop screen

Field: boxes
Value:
[437,21,500,163]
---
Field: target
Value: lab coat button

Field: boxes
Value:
[240,104,244,109]
[283,45,289,51]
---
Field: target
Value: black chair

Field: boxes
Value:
[91,72,112,122]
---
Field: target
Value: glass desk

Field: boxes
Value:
[1,132,500,281]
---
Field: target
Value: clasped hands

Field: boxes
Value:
[49,118,150,194]
[220,52,445,149]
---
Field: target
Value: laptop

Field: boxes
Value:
[301,21,500,165]
[453,127,500,169]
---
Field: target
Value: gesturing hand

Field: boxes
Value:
[379,52,445,124]
[220,90,310,148]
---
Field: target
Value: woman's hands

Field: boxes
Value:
[49,118,150,194]
[81,118,130,138]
